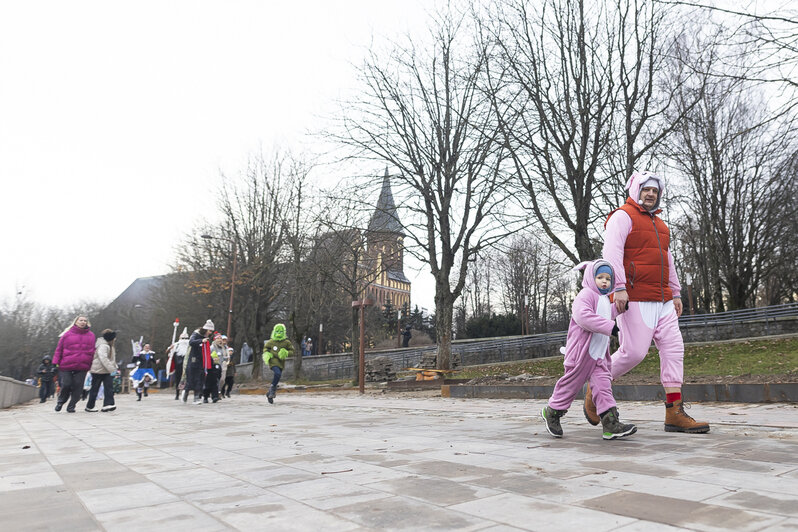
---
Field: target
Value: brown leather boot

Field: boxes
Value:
[664,400,710,433]
[583,383,600,426]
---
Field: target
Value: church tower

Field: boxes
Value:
[366,168,411,310]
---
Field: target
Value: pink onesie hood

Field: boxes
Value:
[626,171,665,212]
[574,259,616,296]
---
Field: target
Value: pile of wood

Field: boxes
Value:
[365,356,396,382]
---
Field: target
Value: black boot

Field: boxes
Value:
[541,406,566,438]
[143,388,148,397]
[600,407,637,440]
[267,385,276,404]
[136,390,142,401]
[54,402,63,412]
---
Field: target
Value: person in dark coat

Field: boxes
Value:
[184,320,214,404]
[401,326,412,348]
[36,356,56,403]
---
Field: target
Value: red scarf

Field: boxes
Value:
[201,341,212,371]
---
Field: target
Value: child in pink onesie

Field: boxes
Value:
[542,260,637,440]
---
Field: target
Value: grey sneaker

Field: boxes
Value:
[541,406,566,438]
[600,407,637,440]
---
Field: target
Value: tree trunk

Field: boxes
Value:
[435,293,454,371]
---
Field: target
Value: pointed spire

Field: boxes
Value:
[368,167,403,235]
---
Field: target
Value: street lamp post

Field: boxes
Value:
[352,297,374,394]
[201,234,238,337]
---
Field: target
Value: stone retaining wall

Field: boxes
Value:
[0,376,38,408]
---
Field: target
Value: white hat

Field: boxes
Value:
[179,327,189,339]
[641,177,660,190]
[202,319,215,331]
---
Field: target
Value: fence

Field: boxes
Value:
[237,302,798,382]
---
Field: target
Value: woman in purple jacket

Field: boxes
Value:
[52,315,96,412]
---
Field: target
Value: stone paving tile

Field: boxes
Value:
[146,467,245,496]
[581,469,730,502]
[211,493,361,531]
[271,475,393,510]
[229,464,319,488]
[96,500,231,532]
[0,485,99,530]
[55,459,147,490]
[701,489,798,518]
[364,475,502,506]
[333,494,493,531]
[582,490,787,531]
[0,470,63,491]
[449,492,636,531]
[77,481,179,514]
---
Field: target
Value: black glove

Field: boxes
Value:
[611,324,620,338]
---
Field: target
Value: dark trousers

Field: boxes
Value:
[172,363,184,397]
[57,370,87,410]
[203,368,220,400]
[221,376,234,396]
[86,373,115,409]
[186,365,204,396]
[271,366,282,388]
[39,380,53,402]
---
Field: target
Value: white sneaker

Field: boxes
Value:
[101,405,116,412]
[85,407,98,412]
[193,399,203,405]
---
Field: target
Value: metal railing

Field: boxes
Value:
[679,302,798,327]
[257,303,798,381]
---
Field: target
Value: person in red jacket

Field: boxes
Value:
[584,171,709,433]
[52,315,96,413]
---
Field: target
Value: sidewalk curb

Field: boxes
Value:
[441,382,798,403]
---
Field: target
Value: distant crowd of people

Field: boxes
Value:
[34,315,302,412]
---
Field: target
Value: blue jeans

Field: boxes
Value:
[271,366,282,388]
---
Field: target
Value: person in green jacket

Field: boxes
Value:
[262,323,294,404]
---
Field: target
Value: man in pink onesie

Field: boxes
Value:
[584,171,710,433]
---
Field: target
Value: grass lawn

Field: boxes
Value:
[455,336,798,380]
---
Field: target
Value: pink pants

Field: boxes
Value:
[610,301,684,387]
[548,351,615,415]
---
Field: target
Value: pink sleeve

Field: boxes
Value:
[668,250,681,298]
[572,290,615,335]
[602,210,632,292]
[53,336,65,366]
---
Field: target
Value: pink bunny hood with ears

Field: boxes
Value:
[573,259,615,295]
[626,171,665,212]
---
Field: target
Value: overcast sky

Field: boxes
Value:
[1,0,437,311]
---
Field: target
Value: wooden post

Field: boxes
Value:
[352,298,374,394]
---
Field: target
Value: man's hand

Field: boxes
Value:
[673,297,683,317]
[614,290,629,314]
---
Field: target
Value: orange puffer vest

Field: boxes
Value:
[606,198,672,302]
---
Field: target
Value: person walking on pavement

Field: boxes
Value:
[542,260,636,440]
[36,356,56,403]
[262,323,294,404]
[166,328,189,400]
[52,315,96,413]
[85,329,119,412]
[131,343,158,401]
[585,170,709,433]
[185,320,214,404]
[221,348,236,398]
[204,333,224,403]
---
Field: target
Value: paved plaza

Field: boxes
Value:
[2,389,797,531]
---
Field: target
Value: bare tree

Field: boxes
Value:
[667,79,797,310]
[488,0,704,264]
[175,152,293,379]
[332,7,524,370]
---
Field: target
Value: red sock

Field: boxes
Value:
[666,392,681,404]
